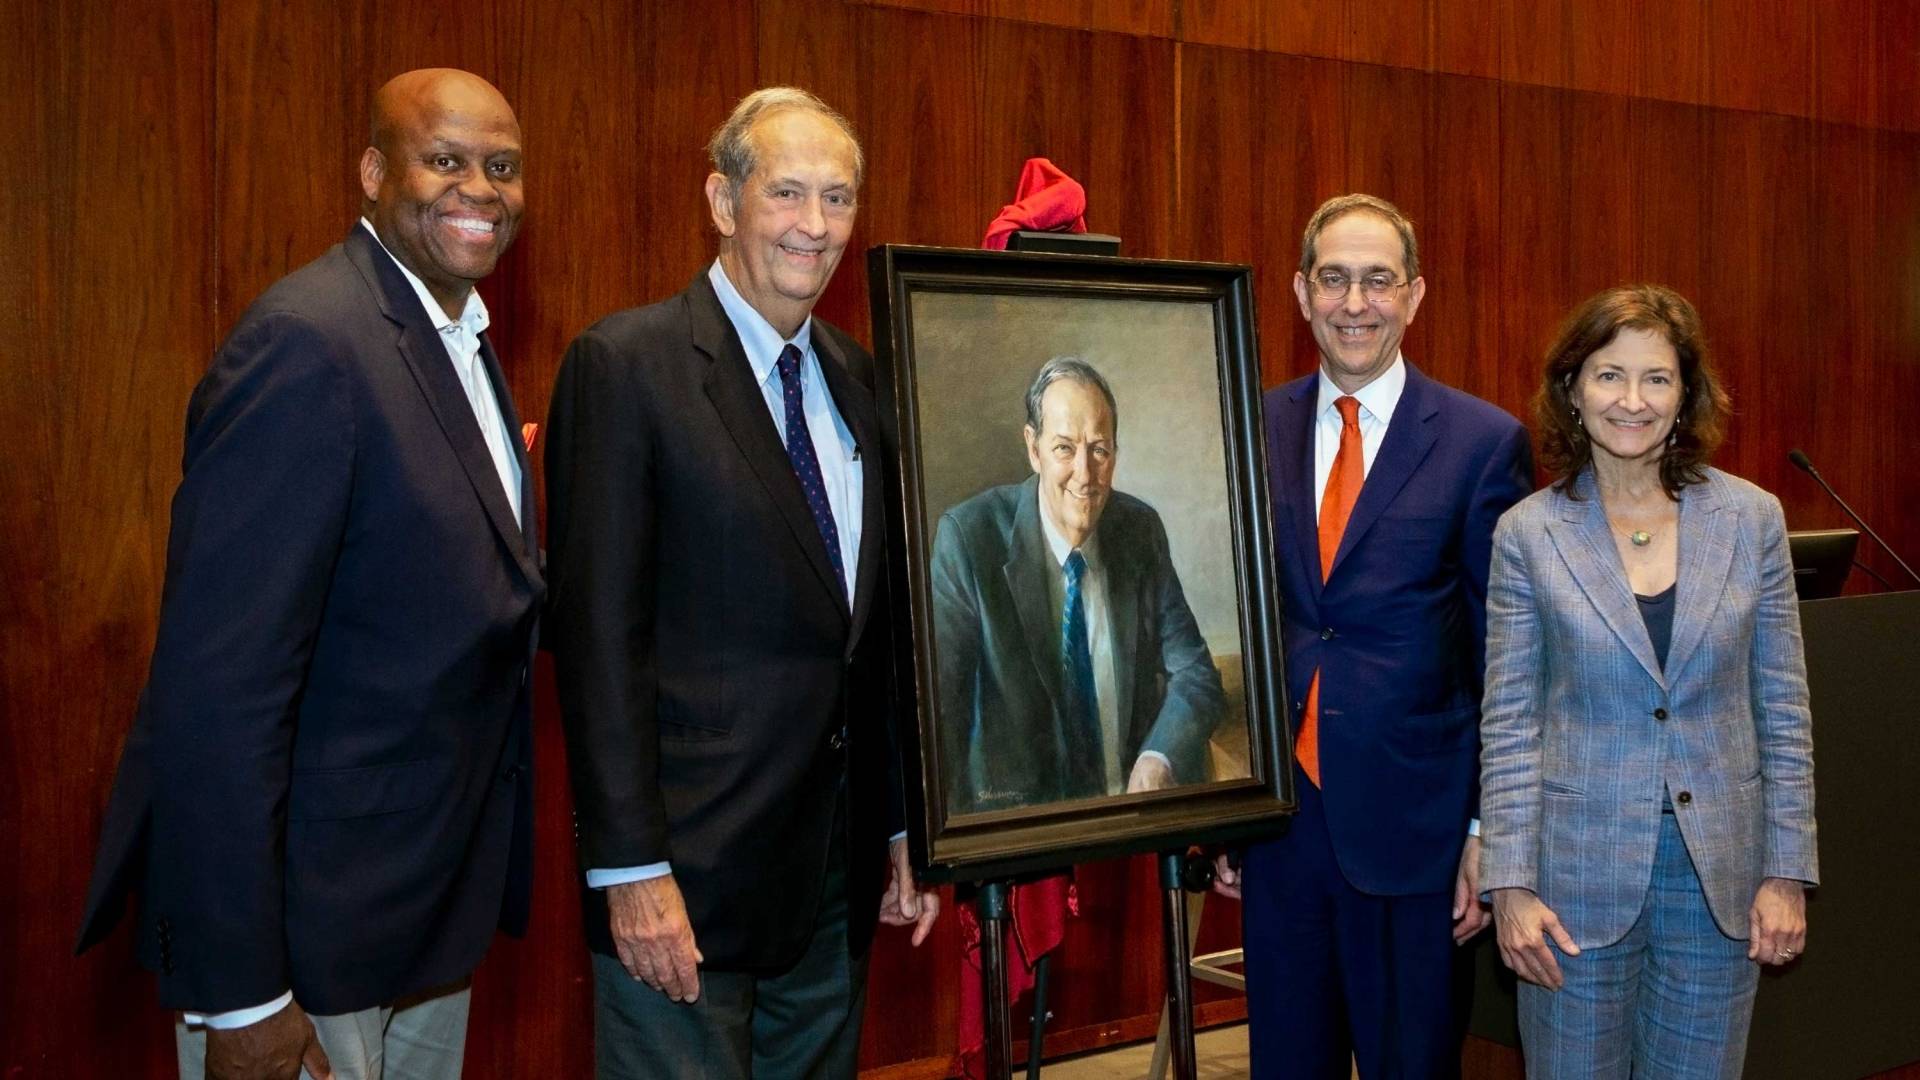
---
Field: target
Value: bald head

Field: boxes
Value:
[359,68,525,318]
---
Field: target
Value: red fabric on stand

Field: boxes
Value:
[955,874,1078,1079]
[980,157,1089,250]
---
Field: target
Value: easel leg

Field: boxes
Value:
[1158,852,1198,1080]
[979,881,1014,1080]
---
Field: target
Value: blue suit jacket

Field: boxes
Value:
[1478,468,1818,946]
[75,225,543,1014]
[929,475,1226,815]
[1265,361,1531,896]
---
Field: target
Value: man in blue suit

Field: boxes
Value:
[1216,194,1532,1078]
[76,69,542,1080]
[928,357,1226,815]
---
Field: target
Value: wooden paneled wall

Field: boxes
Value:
[6,1,1918,1076]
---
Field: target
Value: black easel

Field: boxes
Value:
[973,851,1207,1080]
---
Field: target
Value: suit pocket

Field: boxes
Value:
[287,759,446,821]
[1395,704,1478,755]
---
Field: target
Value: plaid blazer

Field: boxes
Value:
[1478,467,1818,946]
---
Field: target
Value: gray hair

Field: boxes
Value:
[1023,356,1119,438]
[1298,193,1420,280]
[708,86,864,202]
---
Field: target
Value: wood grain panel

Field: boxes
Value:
[1346,0,1427,73]
[1179,0,1344,60]
[1812,0,1874,126]
[1633,0,1705,105]
[1429,0,1500,80]
[1407,73,1505,407]
[1863,126,1920,583]
[1874,0,1920,133]
[1698,107,1815,507]
[1500,0,1569,90]
[1179,44,1346,387]
[1628,95,1707,306]
[212,0,366,332]
[4,1,213,1076]
[1495,82,1574,420]
[1705,0,1811,119]
[1564,0,1634,98]
[850,0,1170,38]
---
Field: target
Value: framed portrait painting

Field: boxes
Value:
[868,244,1294,884]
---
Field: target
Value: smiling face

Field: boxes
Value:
[360,71,524,318]
[1293,211,1426,393]
[706,108,858,338]
[1025,378,1116,550]
[1574,326,1683,466]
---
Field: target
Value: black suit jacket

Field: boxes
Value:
[928,476,1226,814]
[545,270,896,972]
[75,224,543,1015]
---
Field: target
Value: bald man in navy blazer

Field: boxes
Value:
[1217,194,1532,1079]
[76,69,541,1080]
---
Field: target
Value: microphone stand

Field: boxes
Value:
[1788,450,1920,588]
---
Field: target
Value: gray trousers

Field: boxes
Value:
[592,829,869,1079]
[175,980,470,1080]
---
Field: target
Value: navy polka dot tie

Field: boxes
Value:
[777,344,847,606]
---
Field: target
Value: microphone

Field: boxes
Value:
[1787,449,1920,587]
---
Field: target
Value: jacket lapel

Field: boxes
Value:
[689,274,849,623]
[814,328,882,645]
[1546,475,1665,686]
[1275,379,1325,600]
[1102,526,1141,736]
[1004,478,1066,710]
[346,226,539,586]
[1328,366,1439,580]
[1664,473,1734,678]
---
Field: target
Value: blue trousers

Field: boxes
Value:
[1241,766,1463,1079]
[1517,812,1758,1080]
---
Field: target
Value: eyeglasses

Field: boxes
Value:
[1310,270,1409,303]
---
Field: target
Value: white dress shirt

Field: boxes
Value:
[187,223,523,1030]
[1312,354,1404,517]
[1036,490,1171,792]
[361,219,522,524]
[586,260,866,890]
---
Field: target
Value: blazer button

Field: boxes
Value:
[828,728,846,751]
[1320,628,1336,641]
[1675,790,1692,805]
[1653,707,1669,721]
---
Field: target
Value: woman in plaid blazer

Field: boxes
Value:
[1478,285,1818,1080]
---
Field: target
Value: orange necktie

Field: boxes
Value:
[1298,395,1364,787]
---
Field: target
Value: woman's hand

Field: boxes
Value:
[1748,877,1807,966]
[1492,887,1580,990]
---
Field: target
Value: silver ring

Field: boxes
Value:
[1776,949,1794,960]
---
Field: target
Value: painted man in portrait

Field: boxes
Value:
[929,356,1226,815]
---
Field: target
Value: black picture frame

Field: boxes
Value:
[868,244,1295,885]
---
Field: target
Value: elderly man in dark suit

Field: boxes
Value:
[1216,193,1533,1079]
[928,357,1226,815]
[76,69,542,1080]
[544,87,938,1079]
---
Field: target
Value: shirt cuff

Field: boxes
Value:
[587,862,672,889]
[184,991,293,1030]
[1466,817,1482,838]
[889,831,907,843]
[1138,750,1173,772]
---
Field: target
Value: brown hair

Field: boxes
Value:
[1298,193,1420,280]
[1534,284,1731,498]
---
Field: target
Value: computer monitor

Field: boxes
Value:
[1788,529,1858,600]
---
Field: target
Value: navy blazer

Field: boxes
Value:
[1265,361,1531,895]
[76,225,543,1014]
[544,271,897,972]
[928,475,1227,814]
